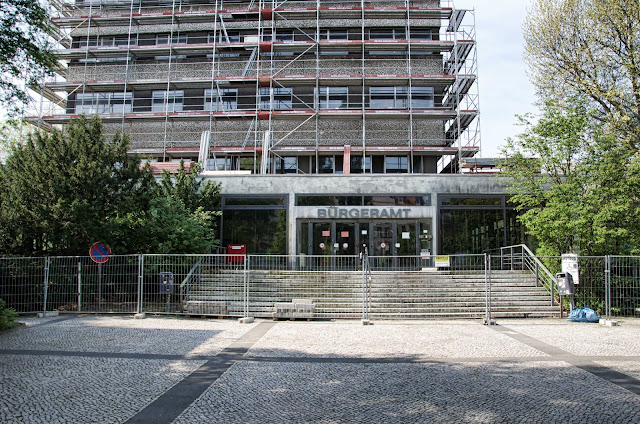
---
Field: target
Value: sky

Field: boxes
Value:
[454,0,538,157]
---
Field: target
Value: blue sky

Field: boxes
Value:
[455,0,537,157]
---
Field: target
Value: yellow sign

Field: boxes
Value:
[435,256,450,267]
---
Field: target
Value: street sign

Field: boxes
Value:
[90,242,111,263]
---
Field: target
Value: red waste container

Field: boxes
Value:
[228,244,246,263]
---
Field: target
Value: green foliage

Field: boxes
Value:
[500,100,640,256]
[0,0,59,117]
[0,117,222,256]
[111,197,217,254]
[268,210,288,254]
[0,298,18,330]
[524,0,640,151]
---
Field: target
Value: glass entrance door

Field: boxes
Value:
[336,223,356,268]
[372,222,393,269]
[312,222,333,268]
[397,222,416,269]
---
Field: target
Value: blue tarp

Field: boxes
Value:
[567,307,600,323]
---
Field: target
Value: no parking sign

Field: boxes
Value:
[90,242,111,263]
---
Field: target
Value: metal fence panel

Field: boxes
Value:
[610,256,640,318]
[45,256,140,314]
[248,255,361,319]
[141,254,245,317]
[368,255,488,319]
[3,252,640,319]
[0,257,46,313]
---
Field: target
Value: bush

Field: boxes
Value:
[0,298,18,330]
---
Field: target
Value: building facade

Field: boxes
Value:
[34,0,524,255]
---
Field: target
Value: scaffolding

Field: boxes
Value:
[30,0,480,174]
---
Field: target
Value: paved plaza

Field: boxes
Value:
[1,316,640,423]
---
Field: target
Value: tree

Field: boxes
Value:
[524,0,640,152]
[110,197,218,254]
[0,116,156,255]
[111,162,222,254]
[500,100,640,256]
[157,160,221,216]
[0,0,59,117]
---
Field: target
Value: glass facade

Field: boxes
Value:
[221,193,527,257]
[221,196,287,254]
[439,196,530,254]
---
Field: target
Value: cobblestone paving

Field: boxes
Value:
[173,361,640,424]
[596,361,640,380]
[0,315,256,356]
[498,319,640,357]
[2,316,640,423]
[0,355,204,424]
[247,321,546,358]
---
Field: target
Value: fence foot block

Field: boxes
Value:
[239,317,255,324]
[134,313,146,319]
[483,318,497,326]
[361,319,373,326]
[37,312,59,318]
[599,319,619,327]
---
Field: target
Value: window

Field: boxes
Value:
[317,87,349,109]
[369,28,406,40]
[318,155,343,174]
[208,31,241,43]
[410,29,434,40]
[411,87,434,108]
[275,30,294,42]
[385,156,409,173]
[260,87,293,110]
[350,156,371,174]
[152,90,184,113]
[205,88,238,111]
[319,29,349,40]
[369,86,408,109]
[156,33,188,45]
[319,156,334,173]
[75,92,132,114]
[275,157,298,174]
[85,36,135,47]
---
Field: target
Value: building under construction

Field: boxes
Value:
[37,0,478,173]
[31,1,528,256]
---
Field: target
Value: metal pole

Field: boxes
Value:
[77,261,82,313]
[98,262,102,312]
[604,255,611,319]
[484,253,493,325]
[137,254,144,314]
[244,255,250,318]
[510,247,513,271]
[43,257,50,314]
[535,262,539,287]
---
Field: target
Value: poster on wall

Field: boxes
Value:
[561,254,579,285]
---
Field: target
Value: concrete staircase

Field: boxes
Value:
[183,269,558,319]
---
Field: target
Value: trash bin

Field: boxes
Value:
[556,272,575,296]
[159,272,174,295]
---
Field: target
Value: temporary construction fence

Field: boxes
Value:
[1,249,639,320]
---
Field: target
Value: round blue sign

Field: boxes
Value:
[90,242,111,263]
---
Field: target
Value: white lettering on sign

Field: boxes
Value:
[316,208,411,219]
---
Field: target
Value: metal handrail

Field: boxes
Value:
[179,258,201,310]
[500,244,556,305]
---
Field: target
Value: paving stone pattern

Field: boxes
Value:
[174,361,640,424]
[0,315,256,356]
[0,355,204,424]
[246,321,546,359]
[2,316,640,423]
